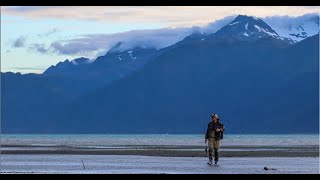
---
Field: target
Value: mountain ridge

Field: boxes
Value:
[1,15,318,134]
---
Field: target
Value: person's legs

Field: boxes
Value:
[213,140,220,164]
[207,138,214,164]
[205,144,208,157]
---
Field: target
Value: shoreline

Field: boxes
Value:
[1,144,318,157]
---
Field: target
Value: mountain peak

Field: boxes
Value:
[213,15,283,42]
[233,15,261,22]
[43,57,91,75]
[71,57,91,65]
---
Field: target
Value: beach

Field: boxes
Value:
[1,144,319,157]
[1,134,319,174]
[1,154,319,174]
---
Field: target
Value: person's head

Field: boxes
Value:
[211,114,218,123]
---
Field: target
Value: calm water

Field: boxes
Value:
[1,134,319,147]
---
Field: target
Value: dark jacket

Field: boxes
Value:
[205,120,224,141]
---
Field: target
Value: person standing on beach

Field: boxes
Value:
[205,113,224,165]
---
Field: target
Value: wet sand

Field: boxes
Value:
[1,154,319,174]
[1,144,318,174]
[1,144,318,157]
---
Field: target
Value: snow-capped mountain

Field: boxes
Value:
[3,13,319,134]
[42,14,319,77]
[264,13,319,42]
[211,15,295,44]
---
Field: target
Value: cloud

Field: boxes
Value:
[48,27,194,57]
[38,28,59,37]
[263,13,319,28]
[29,27,194,57]
[12,36,26,48]
[50,41,100,56]
[29,15,233,57]
[199,15,236,33]
[29,43,49,54]
[262,13,319,38]
[2,6,320,27]
[26,13,319,59]
[50,28,191,56]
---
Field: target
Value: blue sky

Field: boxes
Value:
[1,6,319,74]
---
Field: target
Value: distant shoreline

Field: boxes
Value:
[1,144,318,157]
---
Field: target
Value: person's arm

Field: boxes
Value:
[216,122,224,132]
[205,124,210,143]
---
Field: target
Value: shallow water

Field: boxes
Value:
[1,134,319,147]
